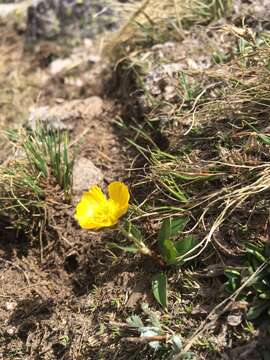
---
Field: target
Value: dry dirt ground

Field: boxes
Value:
[0,20,153,360]
[1,1,270,360]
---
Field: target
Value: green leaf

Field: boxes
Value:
[247,301,270,320]
[253,282,269,294]
[127,315,144,329]
[175,235,198,263]
[259,293,270,300]
[224,268,241,277]
[158,217,189,243]
[246,243,266,264]
[224,268,241,292]
[158,217,190,265]
[108,242,139,253]
[170,217,189,236]
[158,218,172,243]
[257,133,270,145]
[158,219,177,264]
[152,273,168,308]
[160,239,178,264]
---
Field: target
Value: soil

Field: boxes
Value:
[0,19,152,360]
[1,1,270,359]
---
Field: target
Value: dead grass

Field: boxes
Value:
[105,0,233,56]
[1,0,270,358]
[105,2,270,355]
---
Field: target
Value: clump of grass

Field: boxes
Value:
[105,0,232,55]
[0,126,73,236]
[101,3,270,357]
[18,127,73,198]
[118,36,270,293]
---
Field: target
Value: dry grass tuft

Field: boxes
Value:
[104,0,232,55]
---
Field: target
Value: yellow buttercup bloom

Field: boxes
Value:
[75,182,130,230]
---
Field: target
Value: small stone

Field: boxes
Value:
[50,58,74,75]
[5,301,17,311]
[6,326,16,336]
[144,63,185,97]
[72,157,104,195]
[227,313,242,327]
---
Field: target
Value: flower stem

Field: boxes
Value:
[118,225,166,268]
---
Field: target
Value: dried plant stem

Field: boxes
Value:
[123,335,169,344]
[177,167,270,263]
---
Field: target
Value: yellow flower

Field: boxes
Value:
[75,182,130,230]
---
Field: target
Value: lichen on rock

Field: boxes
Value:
[26,0,125,41]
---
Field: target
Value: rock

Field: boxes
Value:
[26,96,104,131]
[227,313,242,327]
[233,0,270,33]
[27,105,73,131]
[0,1,31,21]
[26,0,125,42]
[6,326,16,336]
[72,157,104,196]
[49,39,100,76]
[5,301,17,311]
[144,63,186,102]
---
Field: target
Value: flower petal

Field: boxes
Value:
[75,186,107,229]
[75,182,129,230]
[88,185,107,204]
[108,182,130,208]
[75,193,97,229]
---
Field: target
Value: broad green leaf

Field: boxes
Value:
[158,217,189,242]
[158,218,191,265]
[152,273,168,308]
[108,242,139,253]
[160,239,178,264]
[158,219,177,264]
[175,235,198,261]
[170,217,189,236]
[158,218,172,244]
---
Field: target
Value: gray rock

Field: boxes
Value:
[26,97,104,131]
[72,157,104,196]
[27,105,73,131]
[144,63,185,100]
[26,0,125,41]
